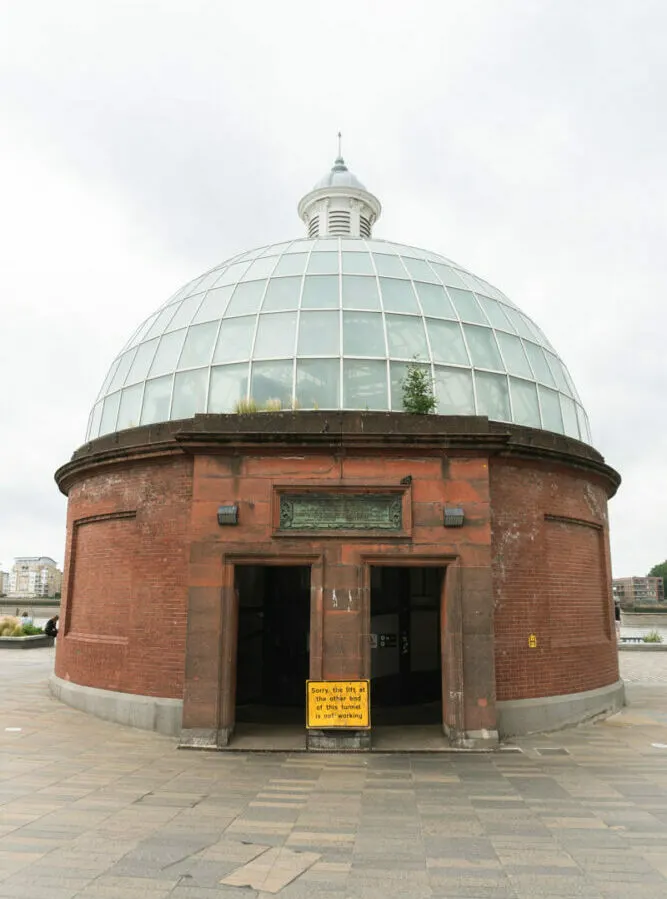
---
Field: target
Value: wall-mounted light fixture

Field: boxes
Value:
[443,506,465,528]
[217,505,239,526]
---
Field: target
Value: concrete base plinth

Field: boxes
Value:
[49,674,182,737]
[306,729,371,751]
[497,679,625,737]
[442,720,500,749]
[179,728,218,749]
[1,635,54,649]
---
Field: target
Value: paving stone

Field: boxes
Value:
[2,651,667,898]
[220,845,320,892]
[507,873,605,897]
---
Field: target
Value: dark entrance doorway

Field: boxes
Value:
[235,565,311,723]
[370,566,444,725]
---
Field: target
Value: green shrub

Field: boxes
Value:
[643,630,664,643]
[401,360,437,414]
[21,624,44,636]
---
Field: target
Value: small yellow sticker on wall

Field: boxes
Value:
[528,634,538,649]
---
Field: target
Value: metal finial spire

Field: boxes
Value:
[332,132,347,172]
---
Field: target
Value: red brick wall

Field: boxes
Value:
[545,519,611,645]
[182,449,496,736]
[55,456,192,697]
[491,458,618,701]
[68,516,136,638]
[55,437,618,728]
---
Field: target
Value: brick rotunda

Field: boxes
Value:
[52,152,623,750]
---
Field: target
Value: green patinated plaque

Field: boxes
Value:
[279,493,402,531]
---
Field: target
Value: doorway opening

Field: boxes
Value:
[235,565,311,725]
[370,566,444,725]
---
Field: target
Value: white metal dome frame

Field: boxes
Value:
[87,234,590,445]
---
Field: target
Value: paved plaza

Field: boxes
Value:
[616,648,667,686]
[1,650,667,898]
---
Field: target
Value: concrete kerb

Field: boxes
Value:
[49,674,183,737]
[496,679,625,737]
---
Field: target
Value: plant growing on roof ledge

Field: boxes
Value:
[233,398,260,414]
[401,359,437,414]
[233,397,304,414]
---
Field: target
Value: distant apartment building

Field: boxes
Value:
[8,557,62,598]
[612,576,665,607]
[0,571,9,595]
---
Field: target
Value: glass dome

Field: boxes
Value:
[86,237,591,444]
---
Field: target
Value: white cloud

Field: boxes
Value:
[0,0,665,575]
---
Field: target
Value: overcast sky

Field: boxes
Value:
[0,0,665,578]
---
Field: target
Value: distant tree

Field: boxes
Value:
[648,560,667,598]
[401,360,437,414]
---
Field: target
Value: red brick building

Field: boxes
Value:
[52,155,623,748]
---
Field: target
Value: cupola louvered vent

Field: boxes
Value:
[327,210,351,235]
[298,151,381,238]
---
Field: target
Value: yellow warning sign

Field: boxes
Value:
[306,680,370,729]
[528,633,538,648]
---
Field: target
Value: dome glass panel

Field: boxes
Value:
[509,377,541,428]
[434,367,474,414]
[263,277,302,311]
[117,384,143,431]
[87,238,591,443]
[296,359,340,409]
[141,375,172,425]
[342,275,380,309]
[343,311,386,356]
[193,286,233,323]
[342,252,374,275]
[302,275,338,308]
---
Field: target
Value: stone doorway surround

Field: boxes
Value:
[180,552,322,749]
[179,546,499,750]
[359,554,498,749]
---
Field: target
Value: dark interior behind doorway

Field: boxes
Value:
[370,566,443,724]
[235,565,310,721]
